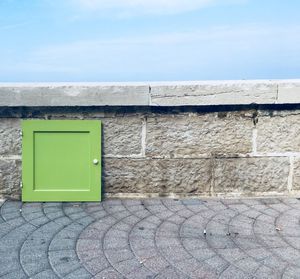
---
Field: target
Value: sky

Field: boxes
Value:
[0,0,300,82]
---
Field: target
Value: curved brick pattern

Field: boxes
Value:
[1,198,300,278]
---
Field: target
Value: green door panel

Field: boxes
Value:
[22,120,101,202]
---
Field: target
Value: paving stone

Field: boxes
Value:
[0,269,27,279]
[254,265,280,279]
[78,248,106,263]
[21,258,50,277]
[105,248,135,263]
[191,264,219,279]
[218,265,252,279]
[160,246,191,262]
[84,255,111,275]
[142,255,170,273]
[30,269,59,279]
[48,250,78,266]
[77,239,102,252]
[63,267,92,279]
[93,267,124,279]
[1,198,300,279]
[104,236,129,249]
[52,260,82,277]
[49,237,76,251]
[113,258,142,275]
[204,256,229,275]
[132,248,159,260]
[126,266,157,279]
[0,257,22,276]
[155,266,187,279]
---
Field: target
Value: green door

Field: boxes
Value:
[22,120,101,202]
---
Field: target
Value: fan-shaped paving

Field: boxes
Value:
[1,198,300,278]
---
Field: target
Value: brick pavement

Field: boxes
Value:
[1,198,300,278]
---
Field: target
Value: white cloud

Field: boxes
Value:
[70,0,228,16]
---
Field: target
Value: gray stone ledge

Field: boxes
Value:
[0,79,300,107]
[0,83,149,107]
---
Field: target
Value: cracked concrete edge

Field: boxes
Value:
[0,79,300,107]
[104,191,300,199]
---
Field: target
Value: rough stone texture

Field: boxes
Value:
[214,157,290,195]
[277,82,300,104]
[0,84,149,106]
[150,81,277,106]
[103,117,143,156]
[257,113,300,153]
[0,118,21,155]
[146,112,253,158]
[2,103,300,198]
[2,198,300,279]
[0,159,21,199]
[104,158,212,194]
[27,114,144,157]
[293,157,300,191]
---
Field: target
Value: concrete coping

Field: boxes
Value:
[0,79,300,107]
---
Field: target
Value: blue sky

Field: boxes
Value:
[0,0,300,82]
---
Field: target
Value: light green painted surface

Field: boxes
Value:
[22,120,101,202]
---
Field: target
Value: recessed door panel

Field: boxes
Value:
[22,120,101,202]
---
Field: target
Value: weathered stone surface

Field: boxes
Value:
[104,158,212,194]
[0,159,21,199]
[0,84,149,106]
[0,119,21,155]
[2,80,300,107]
[103,117,143,156]
[146,113,253,158]
[213,157,290,195]
[150,81,277,106]
[277,82,300,104]
[293,158,300,191]
[30,115,143,156]
[257,113,300,152]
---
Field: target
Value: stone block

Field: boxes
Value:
[257,113,300,152]
[104,158,212,194]
[0,84,149,106]
[150,81,277,106]
[46,115,143,157]
[293,158,300,191]
[0,119,21,155]
[103,117,143,156]
[0,159,21,199]
[146,112,253,158]
[277,82,300,104]
[213,157,290,195]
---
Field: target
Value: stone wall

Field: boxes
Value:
[1,80,300,199]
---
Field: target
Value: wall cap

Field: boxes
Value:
[1,79,300,107]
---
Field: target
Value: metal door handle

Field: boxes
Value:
[93,159,99,165]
